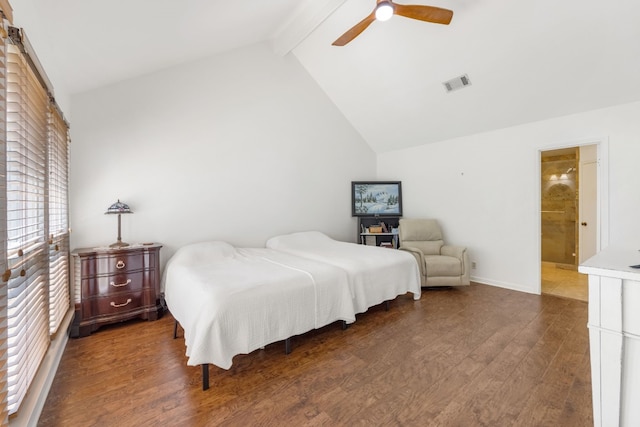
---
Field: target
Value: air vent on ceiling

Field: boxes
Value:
[443,74,471,93]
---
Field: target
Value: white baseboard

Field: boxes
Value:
[471,276,538,295]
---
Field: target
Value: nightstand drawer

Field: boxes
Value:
[81,270,146,297]
[82,288,155,317]
[80,252,146,276]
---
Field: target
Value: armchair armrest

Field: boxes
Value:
[441,245,466,260]
[399,246,425,277]
[442,245,471,285]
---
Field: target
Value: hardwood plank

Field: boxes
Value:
[37,283,592,426]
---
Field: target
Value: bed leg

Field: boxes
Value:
[385,300,390,311]
[341,320,348,330]
[285,338,292,355]
[173,320,179,339]
[202,364,210,390]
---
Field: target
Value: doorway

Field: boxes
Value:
[540,145,597,301]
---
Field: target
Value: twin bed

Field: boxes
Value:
[163,231,421,389]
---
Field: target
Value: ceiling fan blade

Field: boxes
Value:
[332,12,376,46]
[393,4,453,25]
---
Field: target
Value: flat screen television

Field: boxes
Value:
[351,181,402,217]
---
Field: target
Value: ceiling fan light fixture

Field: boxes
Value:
[375,2,394,21]
[332,1,453,46]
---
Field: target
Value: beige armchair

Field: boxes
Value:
[399,218,470,287]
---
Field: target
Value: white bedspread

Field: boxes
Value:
[266,231,422,314]
[163,241,355,369]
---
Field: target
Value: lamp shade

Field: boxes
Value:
[105,199,133,214]
[105,200,133,248]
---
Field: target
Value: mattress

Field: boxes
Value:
[163,241,355,369]
[266,231,422,314]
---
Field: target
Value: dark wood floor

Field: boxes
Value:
[38,283,592,426]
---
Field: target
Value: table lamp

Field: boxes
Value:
[105,199,133,248]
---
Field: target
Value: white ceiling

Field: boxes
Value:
[13,0,640,152]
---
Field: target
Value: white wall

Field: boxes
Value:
[70,42,375,263]
[378,101,640,294]
[10,1,72,116]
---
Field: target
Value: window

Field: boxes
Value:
[0,17,8,426]
[0,22,71,418]
[6,38,50,416]
[48,105,70,335]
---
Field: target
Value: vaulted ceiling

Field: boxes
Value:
[13,0,640,152]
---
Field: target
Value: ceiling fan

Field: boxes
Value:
[332,0,453,46]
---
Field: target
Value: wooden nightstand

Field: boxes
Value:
[70,243,163,338]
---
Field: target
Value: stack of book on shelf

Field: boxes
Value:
[379,242,393,248]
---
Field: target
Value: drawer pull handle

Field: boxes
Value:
[110,279,131,288]
[110,299,132,308]
[116,260,126,269]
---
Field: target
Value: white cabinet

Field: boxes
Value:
[579,249,640,427]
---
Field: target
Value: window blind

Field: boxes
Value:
[6,41,50,415]
[47,105,69,335]
[0,17,9,427]
[0,13,70,419]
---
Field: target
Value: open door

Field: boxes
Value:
[540,144,597,301]
[579,145,598,263]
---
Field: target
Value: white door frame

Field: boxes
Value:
[536,138,609,294]
[579,148,598,263]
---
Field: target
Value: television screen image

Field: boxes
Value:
[351,181,402,217]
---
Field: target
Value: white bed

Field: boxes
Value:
[163,241,355,372]
[266,231,422,313]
